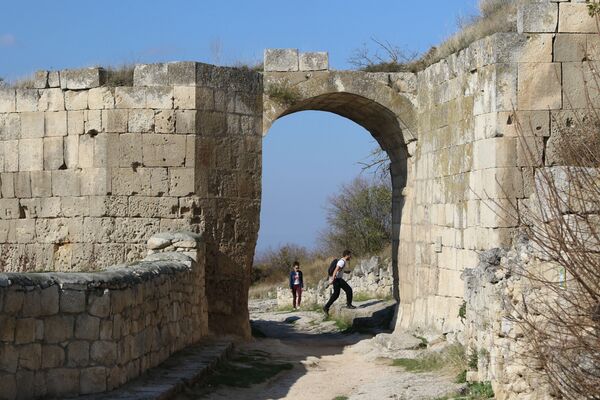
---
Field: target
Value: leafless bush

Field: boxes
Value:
[350,0,520,73]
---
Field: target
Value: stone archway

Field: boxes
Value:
[262,49,418,303]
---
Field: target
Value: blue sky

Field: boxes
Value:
[1,0,480,253]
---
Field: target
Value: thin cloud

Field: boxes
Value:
[0,34,16,47]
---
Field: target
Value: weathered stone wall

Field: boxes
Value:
[396,0,596,339]
[0,232,207,399]
[0,62,263,336]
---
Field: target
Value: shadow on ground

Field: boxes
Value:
[174,299,395,400]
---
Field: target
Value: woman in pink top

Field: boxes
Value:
[289,261,304,309]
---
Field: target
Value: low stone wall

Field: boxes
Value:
[0,232,207,399]
[276,256,393,308]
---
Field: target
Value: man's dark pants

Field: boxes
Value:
[324,278,353,310]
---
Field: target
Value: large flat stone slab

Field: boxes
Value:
[329,299,397,332]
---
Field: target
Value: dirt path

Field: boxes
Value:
[176,300,462,400]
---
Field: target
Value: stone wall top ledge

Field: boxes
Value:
[0,252,195,291]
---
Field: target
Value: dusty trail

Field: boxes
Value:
[176,299,462,400]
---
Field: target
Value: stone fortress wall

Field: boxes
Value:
[0,0,596,398]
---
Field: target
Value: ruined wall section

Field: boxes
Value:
[0,232,207,399]
[0,63,262,336]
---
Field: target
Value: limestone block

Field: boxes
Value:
[81,366,107,394]
[65,90,89,110]
[227,114,240,134]
[299,52,328,71]
[517,63,562,110]
[235,92,260,115]
[554,34,587,62]
[30,171,52,197]
[38,88,65,111]
[128,109,155,132]
[89,196,128,217]
[15,172,32,198]
[67,110,85,135]
[0,113,20,140]
[264,49,299,72]
[78,134,95,168]
[1,173,15,198]
[111,168,141,195]
[40,285,59,315]
[18,139,43,171]
[42,345,65,368]
[480,199,519,228]
[175,110,197,133]
[75,314,100,340]
[39,197,61,218]
[142,134,186,167]
[80,168,110,196]
[146,86,173,109]
[134,63,168,86]
[20,112,45,138]
[65,340,90,367]
[168,61,197,86]
[139,167,169,196]
[185,135,196,168]
[517,136,544,167]
[15,219,36,244]
[84,109,102,133]
[52,170,81,196]
[155,110,175,133]
[88,290,110,318]
[197,111,226,135]
[45,111,68,137]
[115,87,146,109]
[61,196,90,217]
[61,68,105,89]
[88,87,115,109]
[0,88,16,112]
[562,61,600,109]
[482,167,524,199]
[44,315,74,343]
[169,168,194,196]
[559,2,596,33]
[129,196,179,218]
[102,109,128,133]
[33,70,49,88]
[83,217,116,243]
[19,343,42,370]
[90,341,117,365]
[473,138,517,170]
[3,290,24,314]
[43,137,64,170]
[16,89,40,112]
[63,136,79,168]
[174,86,196,109]
[517,2,557,33]
[61,290,86,313]
[4,140,19,172]
[118,133,142,167]
[113,217,160,242]
[46,368,80,397]
[48,71,60,88]
[15,318,36,344]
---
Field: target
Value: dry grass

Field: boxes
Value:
[356,0,520,73]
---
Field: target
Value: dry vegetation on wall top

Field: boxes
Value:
[351,0,518,73]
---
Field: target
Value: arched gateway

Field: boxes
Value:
[262,48,418,305]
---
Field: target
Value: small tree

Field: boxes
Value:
[319,176,392,256]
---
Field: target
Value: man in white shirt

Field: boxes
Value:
[323,250,356,315]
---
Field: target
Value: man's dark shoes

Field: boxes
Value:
[346,304,357,309]
[322,306,329,316]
